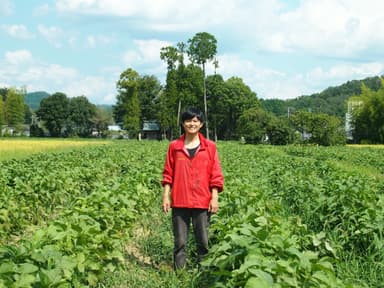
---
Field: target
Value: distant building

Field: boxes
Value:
[142,121,161,140]
[108,125,122,132]
[107,124,128,139]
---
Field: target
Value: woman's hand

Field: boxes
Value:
[209,198,219,213]
[162,184,171,213]
[162,197,171,213]
[209,188,219,213]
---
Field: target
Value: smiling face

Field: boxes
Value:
[182,116,203,136]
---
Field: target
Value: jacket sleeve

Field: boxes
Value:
[209,145,224,192]
[162,143,174,187]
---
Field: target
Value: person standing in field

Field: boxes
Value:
[162,107,224,270]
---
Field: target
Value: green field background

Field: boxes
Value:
[0,140,383,287]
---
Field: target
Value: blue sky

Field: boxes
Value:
[1,0,383,104]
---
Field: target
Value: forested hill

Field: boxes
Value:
[261,75,384,119]
[24,92,113,112]
[25,91,50,110]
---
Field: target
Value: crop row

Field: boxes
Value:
[200,144,383,287]
[0,142,165,287]
[1,142,382,287]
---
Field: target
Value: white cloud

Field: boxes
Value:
[307,62,384,84]
[54,0,256,31]
[3,0,382,104]
[0,0,13,15]
[122,39,170,77]
[256,0,384,57]
[133,39,170,62]
[206,54,294,99]
[0,49,116,104]
[38,25,63,48]
[1,24,35,39]
[53,0,384,58]
[86,35,113,48]
[5,50,33,65]
[34,4,51,16]
[64,75,116,103]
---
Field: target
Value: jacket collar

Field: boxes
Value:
[174,133,208,151]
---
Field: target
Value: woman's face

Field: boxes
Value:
[183,116,203,135]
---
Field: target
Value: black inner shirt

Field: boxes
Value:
[187,145,199,158]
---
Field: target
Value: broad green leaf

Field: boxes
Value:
[248,269,274,285]
[18,263,38,274]
[255,216,268,227]
[13,274,36,288]
[324,241,336,257]
[0,262,17,274]
[312,271,332,284]
[39,268,63,286]
[245,276,271,288]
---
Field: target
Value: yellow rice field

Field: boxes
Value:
[347,144,384,149]
[0,138,110,161]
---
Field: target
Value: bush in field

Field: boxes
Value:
[237,107,272,144]
[289,111,346,146]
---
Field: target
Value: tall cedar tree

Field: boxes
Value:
[159,46,179,139]
[187,32,217,139]
[114,68,141,138]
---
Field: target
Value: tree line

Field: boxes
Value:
[112,32,346,145]
[0,88,112,137]
[350,80,384,144]
[261,76,384,119]
[1,32,383,145]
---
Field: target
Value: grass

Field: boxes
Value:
[100,201,204,288]
[0,138,110,161]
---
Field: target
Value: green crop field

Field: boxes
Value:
[0,140,383,287]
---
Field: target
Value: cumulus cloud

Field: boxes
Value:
[254,0,384,57]
[86,35,113,48]
[307,62,384,84]
[1,24,35,39]
[34,3,51,16]
[38,25,63,48]
[54,0,384,58]
[5,50,33,65]
[0,0,13,15]
[207,54,306,99]
[64,75,116,103]
[122,39,170,77]
[55,0,244,31]
[3,0,381,103]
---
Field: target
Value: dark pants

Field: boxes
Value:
[172,208,210,270]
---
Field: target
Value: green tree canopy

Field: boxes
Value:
[238,107,273,144]
[137,75,162,121]
[36,92,70,137]
[6,88,25,133]
[290,111,345,146]
[113,68,141,138]
[267,117,296,145]
[351,81,384,143]
[90,107,113,137]
[68,96,97,137]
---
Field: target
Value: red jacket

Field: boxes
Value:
[162,133,224,209]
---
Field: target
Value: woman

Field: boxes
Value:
[162,107,224,270]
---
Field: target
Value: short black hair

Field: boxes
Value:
[181,107,204,123]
